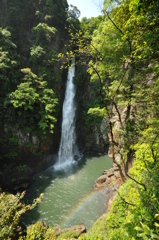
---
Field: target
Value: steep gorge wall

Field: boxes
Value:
[75,63,109,154]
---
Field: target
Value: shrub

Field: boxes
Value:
[0,190,42,239]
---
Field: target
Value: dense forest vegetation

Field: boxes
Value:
[0,0,82,191]
[0,0,159,239]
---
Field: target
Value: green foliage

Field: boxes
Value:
[0,135,19,162]
[45,227,56,240]
[32,23,56,44]
[6,68,58,135]
[88,107,107,118]
[0,27,20,127]
[30,46,46,63]
[135,222,159,240]
[82,121,159,239]
[9,81,39,110]
[81,16,103,38]
[33,23,56,35]
[67,4,81,20]
[67,4,81,32]
[26,223,85,240]
[26,222,46,240]
[59,230,80,239]
[0,0,68,133]
[0,191,42,240]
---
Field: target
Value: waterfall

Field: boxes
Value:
[55,57,79,169]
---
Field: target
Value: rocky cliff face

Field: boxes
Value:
[75,63,110,154]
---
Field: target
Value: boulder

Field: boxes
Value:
[96,175,107,184]
[13,179,34,192]
[0,164,35,193]
[57,223,86,239]
[95,166,120,189]
[70,223,86,234]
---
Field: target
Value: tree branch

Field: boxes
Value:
[117,191,136,206]
[150,135,158,165]
[106,12,132,53]
[91,65,126,182]
[113,101,123,127]
[126,172,147,191]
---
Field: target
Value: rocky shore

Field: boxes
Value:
[94,164,122,213]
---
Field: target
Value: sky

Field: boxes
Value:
[67,0,103,20]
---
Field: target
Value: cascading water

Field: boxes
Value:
[55,57,79,169]
[23,60,113,227]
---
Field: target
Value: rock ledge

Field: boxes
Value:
[95,165,121,189]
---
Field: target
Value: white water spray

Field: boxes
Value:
[54,57,79,169]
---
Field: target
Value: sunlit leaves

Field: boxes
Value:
[6,68,58,135]
[88,107,107,117]
[30,46,46,62]
[9,82,39,109]
[33,22,56,35]
[0,191,43,240]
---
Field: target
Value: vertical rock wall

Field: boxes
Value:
[75,63,109,154]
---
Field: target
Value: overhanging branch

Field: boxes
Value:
[106,12,132,53]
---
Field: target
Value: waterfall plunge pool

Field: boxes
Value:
[23,154,112,230]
